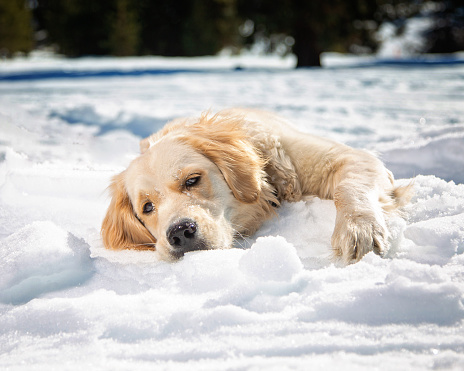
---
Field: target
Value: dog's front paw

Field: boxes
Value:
[331,210,389,265]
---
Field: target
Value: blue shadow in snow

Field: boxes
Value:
[49,105,169,138]
[0,68,210,81]
[96,118,168,138]
[321,56,464,70]
[0,233,95,306]
[2,56,464,82]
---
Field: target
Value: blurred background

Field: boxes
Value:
[1,0,463,66]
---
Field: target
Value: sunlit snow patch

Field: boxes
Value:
[240,236,303,282]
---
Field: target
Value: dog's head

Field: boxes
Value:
[101,113,277,260]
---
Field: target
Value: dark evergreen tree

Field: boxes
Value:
[371,0,464,54]
[0,0,33,56]
[136,0,188,56]
[33,0,464,63]
[36,0,115,56]
[424,0,464,53]
[137,0,239,56]
[237,0,379,67]
[109,0,139,56]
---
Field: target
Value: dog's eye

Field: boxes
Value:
[185,175,200,188]
[143,202,154,214]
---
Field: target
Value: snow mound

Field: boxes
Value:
[312,259,464,325]
[0,221,94,305]
[240,236,303,282]
[382,125,464,183]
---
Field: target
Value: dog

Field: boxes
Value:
[101,108,412,264]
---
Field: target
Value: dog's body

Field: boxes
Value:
[102,108,412,264]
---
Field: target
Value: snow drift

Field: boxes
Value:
[0,56,463,370]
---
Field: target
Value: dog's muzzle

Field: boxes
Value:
[167,218,206,258]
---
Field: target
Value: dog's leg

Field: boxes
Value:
[331,167,390,264]
[279,134,411,264]
[327,152,411,264]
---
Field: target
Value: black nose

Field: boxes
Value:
[167,219,198,251]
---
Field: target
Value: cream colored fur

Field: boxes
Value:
[102,108,412,264]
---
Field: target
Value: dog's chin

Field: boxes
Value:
[169,239,210,260]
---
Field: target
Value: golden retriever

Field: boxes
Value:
[102,108,412,264]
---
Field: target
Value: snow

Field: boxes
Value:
[0,221,94,305]
[0,55,464,370]
[376,17,433,58]
[0,53,297,81]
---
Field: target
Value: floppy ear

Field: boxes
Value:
[180,113,266,203]
[101,172,156,250]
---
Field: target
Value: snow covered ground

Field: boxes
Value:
[0,55,463,370]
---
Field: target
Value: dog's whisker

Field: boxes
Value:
[230,224,253,249]
[132,243,156,249]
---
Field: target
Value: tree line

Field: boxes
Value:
[1,0,463,66]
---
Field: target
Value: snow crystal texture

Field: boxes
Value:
[0,56,463,370]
